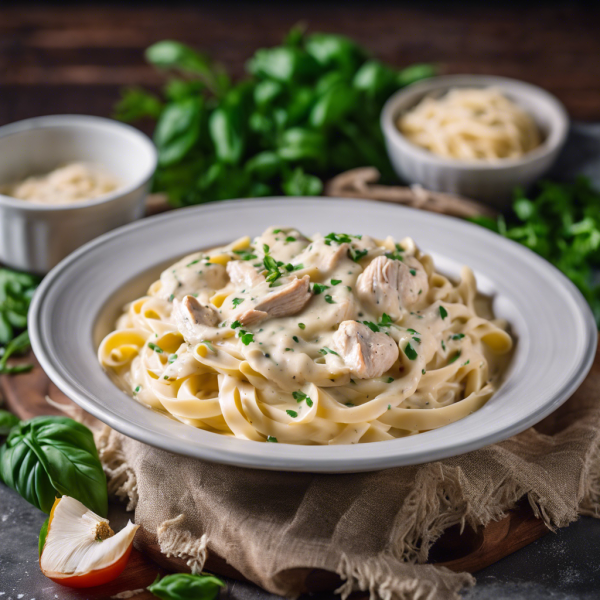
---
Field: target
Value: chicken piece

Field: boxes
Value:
[333,320,399,379]
[356,255,428,317]
[173,295,220,344]
[226,260,265,288]
[238,275,312,326]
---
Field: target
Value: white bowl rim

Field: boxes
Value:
[381,74,569,172]
[0,114,158,212]
[28,196,598,472]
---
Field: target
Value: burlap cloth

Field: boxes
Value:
[92,171,600,600]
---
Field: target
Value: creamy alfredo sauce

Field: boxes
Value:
[99,227,513,445]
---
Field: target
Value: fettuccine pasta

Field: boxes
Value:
[99,227,513,445]
[398,87,541,161]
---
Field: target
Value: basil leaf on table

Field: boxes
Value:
[0,409,20,436]
[148,573,225,600]
[0,416,107,516]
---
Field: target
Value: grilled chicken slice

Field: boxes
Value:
[356,255,428,317]
[332,320,399,379]
[173,295,220,344]
[238,275,312,326]
[226,260,265,288]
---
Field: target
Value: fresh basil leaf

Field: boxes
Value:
[209,105,245,165]
[310,83,356,128]
[0,314,12,345]
[244,151,282,180]
[0,416,107,516]
[146,41,215,79]
[114,88,164,122]
[305,33,365,74]
[0,410,20,436]
[247,47,318,83]
[38,517,49,557]
[278,128,326,162]
[154,98,202,166]
[282,168,323,196]
[396,63,436,87]
[148,572,225,600]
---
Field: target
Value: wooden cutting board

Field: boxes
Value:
[1,350,556,597]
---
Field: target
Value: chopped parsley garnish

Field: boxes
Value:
[349,247,368,262]
[148,342,163,353]
[233,249,257,261]
[388,404,391,410]
[406,328,420,335]
[285,236,296,243]
[273,229,282,234]
[452,333,465,340]
[286,409,298,418]
[285,262,304,272]
[267,435,278,442]
[263,244,270,252]
[168,354,178,363]
[441,340,446,351]
[324,232,361,245]
[231,320,241,329]
[319,347,339,356]
[422,369,426,375]
[439,306,448,320]
[134,385,141,393]
[331,279,342,286]
[232,297,244,308]
[409,269,417,276]
[292,335,300,343]
[412,337,421,344]
[387,377,394,383]
[324,294,335,304]
[312,283,330,295]
[448,350,462,364]
[380,313,393,325]
[186,259,200,267]
[292,391,312,407]
[298,322,306,329]
[285,348,293,352]
[362,321,380,333]
[404,342,418,360]
[463,359,470,366]
[239,330,254,345]
[345,402,355,407]
[168,294,174,302]
[200,340,216,352]
[385,244,405,261]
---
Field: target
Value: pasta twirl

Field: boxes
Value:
[99,227,513,445]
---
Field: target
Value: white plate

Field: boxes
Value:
[29,198,597,472]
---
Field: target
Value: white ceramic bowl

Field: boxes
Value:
[29,198,597,472]
[381,75,569,209]
[0,115,157,274]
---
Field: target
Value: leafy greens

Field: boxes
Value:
[0,415,108,516]
[471,177,600,326]
[114,28,434,206]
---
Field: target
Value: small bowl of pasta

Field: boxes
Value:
[381,75,568,207]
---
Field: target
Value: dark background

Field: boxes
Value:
[2,1,600,127]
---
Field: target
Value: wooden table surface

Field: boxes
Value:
[1,2,600,126]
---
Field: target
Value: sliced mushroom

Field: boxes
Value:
[332,320,399,379]
[238,275,312,326]
[356,255,428,317]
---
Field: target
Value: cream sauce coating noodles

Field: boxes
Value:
[398,87,541,161]
[99,227,513,445]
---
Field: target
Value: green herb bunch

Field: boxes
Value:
[115,28,434,206]
[0,269,40,374]
[471,177,600,326]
